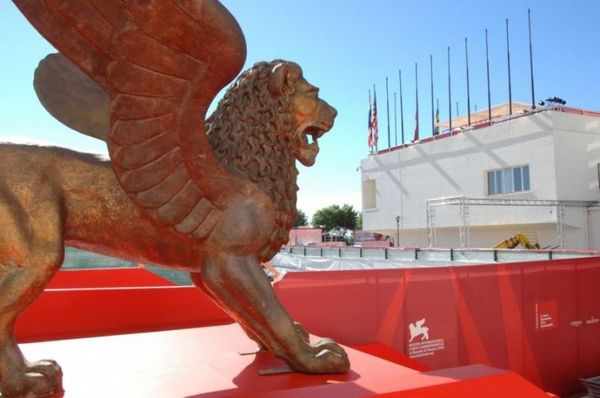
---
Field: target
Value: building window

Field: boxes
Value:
[363,179,377,209]
[487,165,530,196]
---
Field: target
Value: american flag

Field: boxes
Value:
[368,89,378,151]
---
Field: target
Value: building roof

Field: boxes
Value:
[438,102,532,129]
[372,104,600,156]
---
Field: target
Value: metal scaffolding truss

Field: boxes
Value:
[426,196,599,248]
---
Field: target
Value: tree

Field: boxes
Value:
[311,204,358,231]
[294,209,308,227]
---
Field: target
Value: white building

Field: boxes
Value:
[360,104,600,250]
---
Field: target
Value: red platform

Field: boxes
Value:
[20,324,549,398]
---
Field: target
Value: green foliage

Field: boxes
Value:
[311,204,358,231]
[294,209,308,227]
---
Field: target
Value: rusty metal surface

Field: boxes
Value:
[0,1,346,396]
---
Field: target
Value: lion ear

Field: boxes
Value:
[268,62,299,96]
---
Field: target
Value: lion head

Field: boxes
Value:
[206,60,336,249]
[264,61,337,167]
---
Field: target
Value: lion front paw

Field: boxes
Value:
[1,360,63,398]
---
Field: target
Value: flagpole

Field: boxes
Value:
[506,18,513,116]
[399,70,405,144]
[394,92,398,146]
[430,54,434,137]
[485,28,492,123]
[373,84,378,151]
[386,76,391,149]
[528,9,536,109]
[414,62,419,142]
[465,37,471,126]
[447,46,452,132]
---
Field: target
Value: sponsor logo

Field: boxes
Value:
[570,320,583,328]
[408,318,445,359]
[409,318,429,343]
[569,316,599,328]
[535,300,557,331]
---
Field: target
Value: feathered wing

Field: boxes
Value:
[34,53,109,142]
[15,0,248,239]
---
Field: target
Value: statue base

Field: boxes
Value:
[19,324,551,397]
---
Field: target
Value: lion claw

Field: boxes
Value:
[284,338,350,374]
[315,348,342,359]
[0,366,63,398]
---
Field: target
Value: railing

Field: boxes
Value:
[284,245,599,263]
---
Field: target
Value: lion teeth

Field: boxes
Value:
[304,133,315,145]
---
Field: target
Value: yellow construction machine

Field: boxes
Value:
[494,233,540,249]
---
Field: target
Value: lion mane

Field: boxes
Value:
[206,60,299,251]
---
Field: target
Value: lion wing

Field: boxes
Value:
[34,52,110,143]
[15,0,248,239]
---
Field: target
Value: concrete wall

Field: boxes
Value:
[361,110,600,249]
[552,111,600,202]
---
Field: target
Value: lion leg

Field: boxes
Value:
[196,253,349,373]
[192,272,308,352]
[191,273,269,351]
[0,188,64,397]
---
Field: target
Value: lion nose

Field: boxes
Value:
[321,101,337,119]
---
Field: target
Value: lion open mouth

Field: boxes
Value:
[293,96,337,167]
[296,124,329,166]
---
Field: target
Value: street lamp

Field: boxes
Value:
[395,215,401,248]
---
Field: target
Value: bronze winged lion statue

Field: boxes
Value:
[0,1,348,396]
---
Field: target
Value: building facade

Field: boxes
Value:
[360,106,600,249]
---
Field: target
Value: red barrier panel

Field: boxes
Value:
[14,257,600,395]
[15,285,232,343]
[275,256,600,396]
[47,267,175,288]
[577,262,600,380]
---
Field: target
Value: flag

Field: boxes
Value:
[368,88,379,150]
[368,92,373,150]
[434,101,440,135]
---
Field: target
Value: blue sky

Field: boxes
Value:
[2,1,600,220]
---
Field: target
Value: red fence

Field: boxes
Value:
[15,268,232,342]
[14,257,600,396]
[275,256,600,397]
